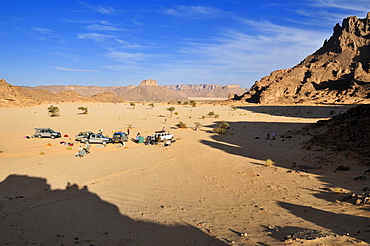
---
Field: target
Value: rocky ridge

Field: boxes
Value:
[163,84,246,98]
[0,79,124,107]
[31,82,246,100]
[235,13,370,104]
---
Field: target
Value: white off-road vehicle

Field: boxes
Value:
[152,131,174,142]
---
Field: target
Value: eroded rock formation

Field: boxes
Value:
[237,13,370,104]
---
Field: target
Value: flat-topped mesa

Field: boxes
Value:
[140,79,158,86]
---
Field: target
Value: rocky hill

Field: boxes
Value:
[122,79,187,101]
[299,105,370,158]
[0,79,124,107]
[235,13,370,104]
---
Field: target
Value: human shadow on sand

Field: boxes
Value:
[0,175,227,245]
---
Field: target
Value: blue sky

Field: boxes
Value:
[1,0,369,88]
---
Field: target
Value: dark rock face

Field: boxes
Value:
[238,13,370,104]
[300,105,370,158]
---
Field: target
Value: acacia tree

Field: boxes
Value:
[78,106,88,114]
[48,105,60,117]
[148,103,154,110]
[166,107,175,118]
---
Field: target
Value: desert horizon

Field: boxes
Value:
[1,102,369,245]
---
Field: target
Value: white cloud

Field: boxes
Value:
[52,67,99,72]
[310,0,370,12]
[80,2,117,14]
[33,28,53,34]
[159,5,224,18]
[149,20,332,86]
[77,32,114,41]
[105,51,147,64]
[86,24,127,31]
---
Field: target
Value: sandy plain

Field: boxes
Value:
[0,102,369,245]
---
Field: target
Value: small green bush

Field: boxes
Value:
[176,121,187,128]
[264,159,274,166]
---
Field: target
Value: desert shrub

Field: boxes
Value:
[194,122,202,130]
[207,111,215,117]
[215,114,219,118]
[213,121,229,134]
[183,101,189,105]
[130,102,136,109]
[177,101,182,104]
[264,159,274,166]
[191,101,197,107]
[47,105,60,117]
[330,187,346,193]
[148,103,154,110]
[176,121,187,128]
[336,165,350,171]
[78,106,88,114]
[175,112,179,115]
[39,151,45,155]
[127,124,133,129]
[231,105,237,110]
[218,120,229,129]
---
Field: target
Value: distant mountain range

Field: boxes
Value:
[0,78,247,107]
[29,79,247,101]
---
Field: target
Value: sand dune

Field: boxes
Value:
[0,103,369,245]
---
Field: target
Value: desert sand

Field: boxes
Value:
[0,102,369,245]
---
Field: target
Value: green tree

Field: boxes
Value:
[166,106,175,118]
[194,122,202,131]
[47,105,60,117]
[78,106,88,114]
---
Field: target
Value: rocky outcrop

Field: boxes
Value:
[91,92,125,103]
[0,79,125,107]
[299,105,370,158]
[122,82,187,101]
[237,13,370,104]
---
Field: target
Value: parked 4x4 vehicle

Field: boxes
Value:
[32,128,61,139]
[80,133,112,145]
[112,132,128,143]
[152,131,174,142]
[75,131,93,141]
